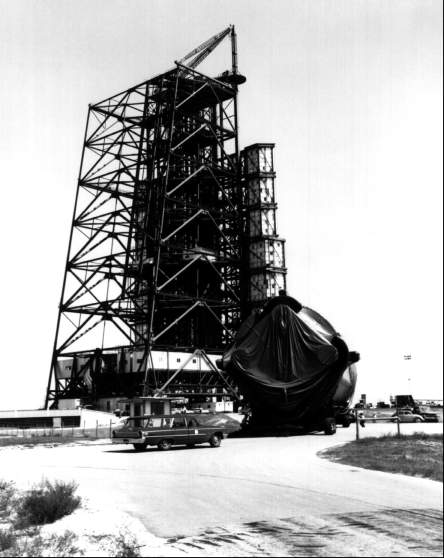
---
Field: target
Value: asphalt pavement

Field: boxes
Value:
[0,421,442,556]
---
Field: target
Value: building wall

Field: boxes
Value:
[0,408,118,429]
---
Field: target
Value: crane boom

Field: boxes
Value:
[179,26,232,70]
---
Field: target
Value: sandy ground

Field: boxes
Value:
[1,421,442,556]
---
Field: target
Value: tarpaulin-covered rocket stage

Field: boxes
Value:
[218,295,360,433]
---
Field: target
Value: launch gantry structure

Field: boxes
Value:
[45,27,286,410]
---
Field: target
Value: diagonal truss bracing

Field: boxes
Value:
[46,29,246,407]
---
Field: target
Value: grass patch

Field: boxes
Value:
[0,530,79,557]
[0,529,17,552]
[1,480,81,555]
[0,437,80,448]
[0,479,142,556]
[111,531,141,557]
[0,431,110,448]
[0,481,16,520]
[15,480,81,528]
[321,432,443,481]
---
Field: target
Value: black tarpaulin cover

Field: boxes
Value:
[221,300,350,424]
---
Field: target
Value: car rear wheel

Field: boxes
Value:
[324,418,336,435]
[158,439,172,451]
[133,442,147,451]
[209,434,221,447]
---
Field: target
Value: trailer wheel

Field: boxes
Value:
[133,442,147,451]
[209,434,221,447]
[158,439,172,451]
[324,418,336,435]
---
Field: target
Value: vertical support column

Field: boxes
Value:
[241,143,287,312]
[143,73,181,395]
[45,108,92,409]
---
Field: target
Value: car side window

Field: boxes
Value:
[188,418,199,428]
[162,418,173,428]
[144,417,162,428]
[173,417,186,428]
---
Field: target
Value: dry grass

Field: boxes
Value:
[0,529,16,553]
[0,480,82,556]
[110,531,142,557]
[0,481,15,520]
[1,479,143,557]
[0,438,77,448]
[15,480,81,528]
[0,530,79,557]
[321,432,443,482]
[0,431,106,448]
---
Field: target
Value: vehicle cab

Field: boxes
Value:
[417,407,439,423]
[112,413,241,451]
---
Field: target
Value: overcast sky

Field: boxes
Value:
[0,0,442,409]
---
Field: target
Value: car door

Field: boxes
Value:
[142,416,164,444]
[187,416,207,444]
[400,412,410,423]
[171,415,189,445]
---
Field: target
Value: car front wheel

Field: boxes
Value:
[209,434,221,447]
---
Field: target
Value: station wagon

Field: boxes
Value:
[112,413,241,451]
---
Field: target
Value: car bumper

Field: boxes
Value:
[112,437,144,444]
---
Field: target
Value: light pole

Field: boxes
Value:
[404,354,412,394]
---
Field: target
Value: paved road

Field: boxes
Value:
[1,422,442,556]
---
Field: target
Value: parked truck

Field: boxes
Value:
[394,395,439,422]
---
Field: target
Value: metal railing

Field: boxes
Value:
[354,409,405,440]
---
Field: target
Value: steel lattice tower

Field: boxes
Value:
[45,27,286,410]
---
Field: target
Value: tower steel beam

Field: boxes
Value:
[46,27,246,408]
